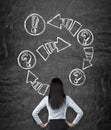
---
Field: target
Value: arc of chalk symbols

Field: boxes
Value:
[36,37,71,61]
[82,47,94,70]
[26,70,49,96]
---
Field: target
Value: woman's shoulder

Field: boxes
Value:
[41,95,48,102]
[66,95,70,99]
[65,95,73,102]
[44,95,48,99]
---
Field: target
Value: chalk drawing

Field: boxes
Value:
[54,37,72,52]
[26,70,49,96]
[69,21,82,37]
[17,50,36,70]
[62,18,73,30]
[47,13,63,29]
[24,13,46,36]
[36,37,71,61]
[77,29,94,46]
[38,83,49,96]
[22,13,95,92]
[31,14,39,34]
[82,59,93,70]
[69,68,86,86]
[32,81,43,91]
[45,42,56,54]
[36,45,50,61]
[26,70,38,85]
[83,47,94,61]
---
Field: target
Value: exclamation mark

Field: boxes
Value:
[31,15,39,34]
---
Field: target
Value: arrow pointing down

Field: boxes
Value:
[82,59,92,70]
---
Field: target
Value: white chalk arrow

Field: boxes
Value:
[47,14,63,29]
[26,70,38,85]
[82,59,92,70]
[54,37,71,52]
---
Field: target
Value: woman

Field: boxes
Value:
[32,78,83,130]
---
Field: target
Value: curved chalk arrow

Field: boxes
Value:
[54,37,72,52]
[47,14,63,29]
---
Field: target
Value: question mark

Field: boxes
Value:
[21,52,32,68]
[73,71,82,84]
[81,30,91,45]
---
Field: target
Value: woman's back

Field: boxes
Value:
[32,95,83,124]
[32,78,83,130]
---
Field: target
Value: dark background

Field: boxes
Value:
[0,0,111,130]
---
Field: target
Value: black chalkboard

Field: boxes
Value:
[0,0,111,130]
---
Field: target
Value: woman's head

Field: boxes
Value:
[49,78,66,109]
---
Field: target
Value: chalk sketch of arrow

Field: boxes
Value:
[26,70,49,96]
[54,37,72,52]
[82,59,93,70]
[36,37,71,61]
[47,14,64,29]
[26,70,38,85]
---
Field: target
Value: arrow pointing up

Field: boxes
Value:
[54,37,72,52]
[47,14,63,29]
[26,70,38,85]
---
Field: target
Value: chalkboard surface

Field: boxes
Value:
[0,0,111,130]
